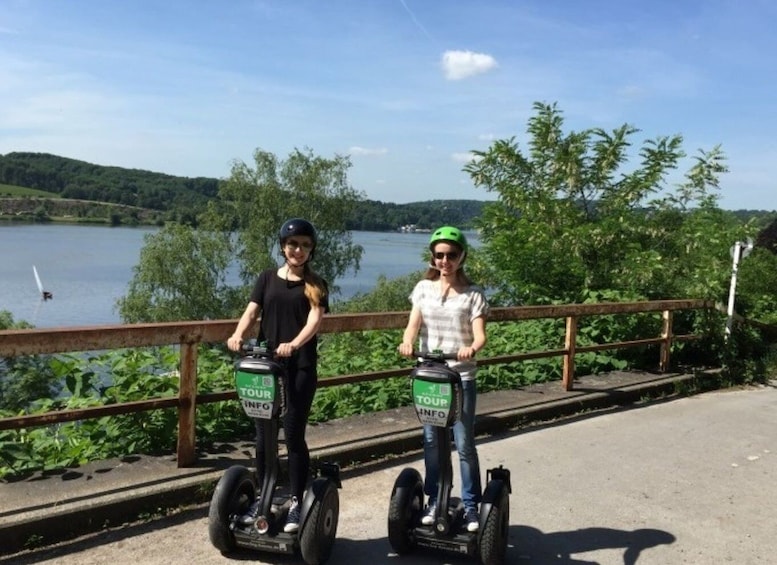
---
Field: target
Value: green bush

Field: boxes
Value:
[0,345,248,480]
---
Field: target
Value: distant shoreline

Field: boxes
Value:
[0,196,162,226]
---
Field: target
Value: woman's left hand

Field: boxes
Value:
[276,342,297,357]
[457,346,477,361]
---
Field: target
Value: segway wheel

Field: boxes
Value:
[387,467,423,555]
[478,483,510,565]
[299,478,340,565]
[208,465,256,553]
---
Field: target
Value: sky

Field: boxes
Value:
[1,0,776,210]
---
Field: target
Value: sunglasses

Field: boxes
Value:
[285,239,314,251]
[433,251,460,261]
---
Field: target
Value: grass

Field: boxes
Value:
[0,184,60,198]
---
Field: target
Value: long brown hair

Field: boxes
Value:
[302,264,327,308]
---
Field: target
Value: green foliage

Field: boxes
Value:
[315,328,410,421]
[345,199,485,231]
[313,273,430,420]
[464,101,761,306]
[32,204,50,222]
[0,311,62,411]
[0,294,761,480]
[195,347,254,441]
[119,147,369,322]
[0,354,61,412]
[0,183,59,197]
[577,289,657,352]
[475,291,649,392]
[205,147,365,293]
[719,324,771,385]
[0,345,250,480]
[0,196,166,225]
[0,310,32,330]
[117,224,245,322]
[479,317,566,388]
[0,152,219,214]
[314,285,663,420]
[1,152,491,231]
[734,248,777,324]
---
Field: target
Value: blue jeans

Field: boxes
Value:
[423,378,482,510]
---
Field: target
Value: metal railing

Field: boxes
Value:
[0,299,714,466]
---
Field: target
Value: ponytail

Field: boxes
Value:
[302,265,327,308]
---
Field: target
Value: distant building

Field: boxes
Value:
[398,224,431,233]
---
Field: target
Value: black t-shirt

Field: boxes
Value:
[249,268,329,369]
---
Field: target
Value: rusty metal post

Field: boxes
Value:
[176,341,199,467]
[660,310,673,372]
[563,315,577,391]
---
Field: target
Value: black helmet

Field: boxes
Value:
[279,218,317,247]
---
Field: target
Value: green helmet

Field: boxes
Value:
[429,225,468,253]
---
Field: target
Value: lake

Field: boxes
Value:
[0,224,476,328]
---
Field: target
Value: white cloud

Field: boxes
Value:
[616,84,645,98]
[349,146,388,156]
[441,50,498,80]
[451,151,479,164]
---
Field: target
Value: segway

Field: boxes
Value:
[387,351,511,565]
[208,343,341,565]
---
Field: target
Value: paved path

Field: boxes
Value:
[4,384,776,565]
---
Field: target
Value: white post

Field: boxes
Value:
[724,238,755,340]
[725,241,744,341]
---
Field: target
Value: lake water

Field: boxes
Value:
[0,224,474,328]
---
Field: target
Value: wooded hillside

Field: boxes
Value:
[0,152,486,230]
[0,152,217,223]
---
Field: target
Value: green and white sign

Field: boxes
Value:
[235,370,276,419]
[412,379,453,427]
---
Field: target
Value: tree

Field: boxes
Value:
[117,147,365,322]
[205,147,364,294]
[117,224,242,322]
[463,101,757,306]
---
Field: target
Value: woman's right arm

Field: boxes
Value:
[398,305,422,357]
[227,301,260,352]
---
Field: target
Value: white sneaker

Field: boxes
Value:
[420,501,437,526]
[283,496,300,533]
[464,507,479,532]
[238,497,261,526]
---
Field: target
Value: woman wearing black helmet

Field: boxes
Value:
[398,225,488,533]
[227,218,329,533]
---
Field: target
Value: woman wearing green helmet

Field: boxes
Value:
[398,225,489,533]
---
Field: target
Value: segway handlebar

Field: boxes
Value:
[412,350,461,362]
[240,342,273,357]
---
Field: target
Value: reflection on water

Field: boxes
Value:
[0,224,478,328]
